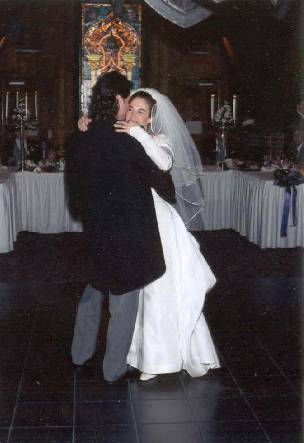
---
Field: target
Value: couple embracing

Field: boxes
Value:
[65,71,220,383]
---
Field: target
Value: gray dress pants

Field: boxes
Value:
[71,284,139,382]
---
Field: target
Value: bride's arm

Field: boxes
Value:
[129,126,173,171]
[114,121,173,171]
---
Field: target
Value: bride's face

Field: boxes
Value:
[126,97,151,129]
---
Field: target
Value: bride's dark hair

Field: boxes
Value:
[89,71,131,121]
[129,91,156,116]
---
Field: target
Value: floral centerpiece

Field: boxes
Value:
[210,95,237,168]
[214,101,233,125]
[213,102,234,163]
[6,92,39,171]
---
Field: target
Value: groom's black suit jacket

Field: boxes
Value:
[65,119,175,295]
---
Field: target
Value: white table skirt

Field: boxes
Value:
[15,171,82,234]
[0,171,18,253]
[199,170,234,230]
[201,169,304,248]
[257,177,304,248]
[0,169,303,253]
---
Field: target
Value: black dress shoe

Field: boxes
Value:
[72,359,93,370]
[72,358,100,378]
[105,368,140,384]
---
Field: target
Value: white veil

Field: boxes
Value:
[133,88,205,230]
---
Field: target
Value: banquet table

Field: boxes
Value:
[0,169,18,253]
[201,168,304,249]
[0,169,303,253]
[15,171,82,234]
[231,170,304,248]
[0,170,82,253]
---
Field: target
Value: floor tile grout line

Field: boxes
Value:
[236,313,302,400]
[253,336,301,400]
[219,352,273,443]
[128,381,141,443]
[9,426,73,430]
[6,319,36,443]
[6,286,74,443]
[178,371,187,396]
[15,401,75,405]
[2,267,300,440]
[72,370,76,443]
[178,372,208,443]
[67,292,78,443]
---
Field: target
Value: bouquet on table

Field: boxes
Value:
[214,102,234,163]
[214,102,233,125]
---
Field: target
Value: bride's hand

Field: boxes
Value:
[78,116,91,132]
[114,120,141,133]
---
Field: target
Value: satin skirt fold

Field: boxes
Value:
[127,190,220,377]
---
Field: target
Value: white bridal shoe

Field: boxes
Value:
[140,373,158,381]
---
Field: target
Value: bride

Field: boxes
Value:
[114,90,220,381]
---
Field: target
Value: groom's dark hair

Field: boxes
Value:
[90,71,131,122]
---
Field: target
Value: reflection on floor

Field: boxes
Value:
[0,230,302,443]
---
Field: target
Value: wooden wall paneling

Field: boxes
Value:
[141,3,234,160]
[0,0,80,150]
[29,0,80,147]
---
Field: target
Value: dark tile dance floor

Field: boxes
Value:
[0,230,302,442]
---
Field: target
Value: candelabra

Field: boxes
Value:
[3,91,39,171]
[210,94,237,169]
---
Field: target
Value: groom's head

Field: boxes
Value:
[90,71,131,122]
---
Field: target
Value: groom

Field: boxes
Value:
[65,71,172,382]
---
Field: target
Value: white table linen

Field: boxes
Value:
[258,177,304,248]
[202,169,304,248]
[199,169,234,230]
[0,170,18,253]
[0,169,303,253]
[15,171,82,234]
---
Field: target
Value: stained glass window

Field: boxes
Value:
[81,2,142,115]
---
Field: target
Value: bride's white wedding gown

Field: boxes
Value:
[127,127,220,377]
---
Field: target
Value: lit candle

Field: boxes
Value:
[34,91,38,122]
[211,94,215,121]
[25,92,28,120]
[217,80,221,109]
[5,91,9,121]
[16,91,19,108]
[1,94,3,126]
[232,95,237,123]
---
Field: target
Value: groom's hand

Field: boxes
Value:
[114,120,140,133]
[78,116,91,132]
